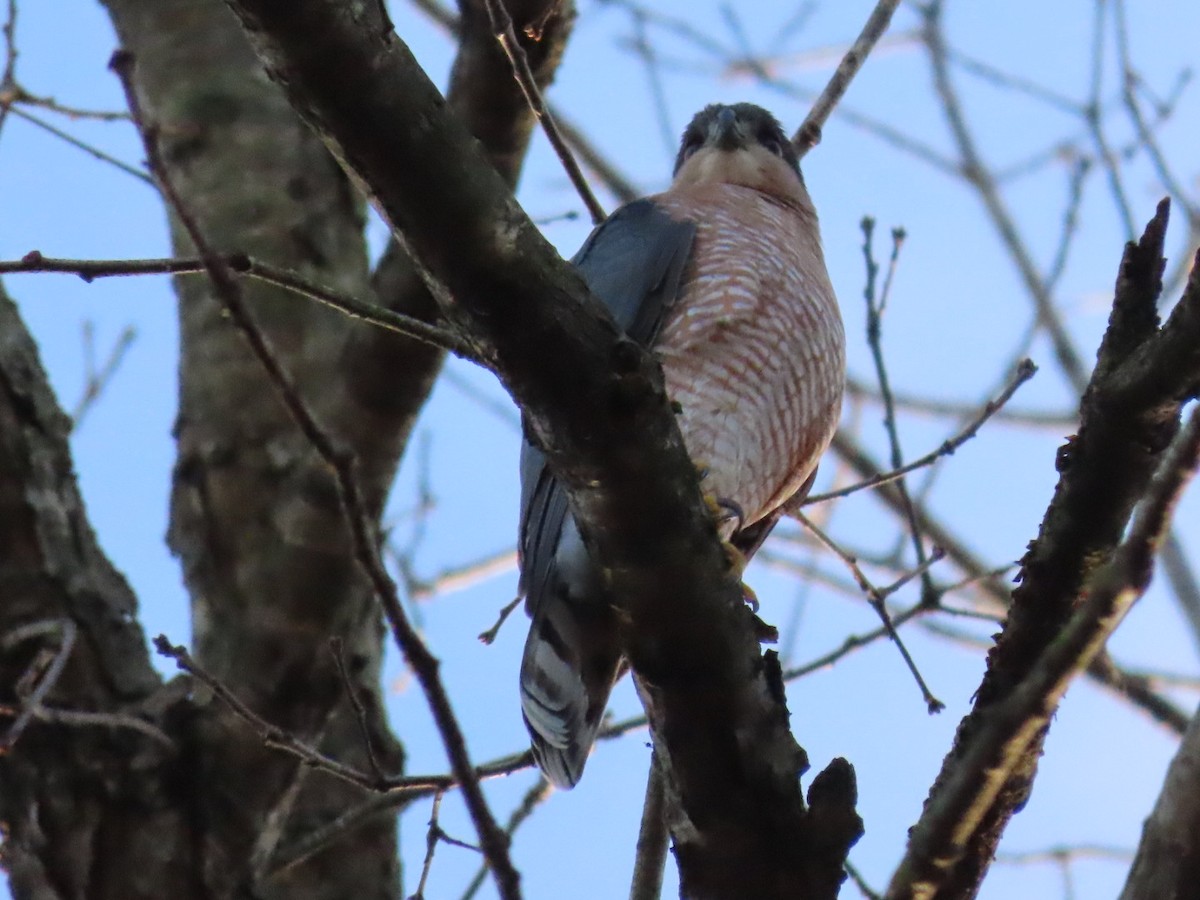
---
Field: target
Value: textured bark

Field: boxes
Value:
[1120,702,1200,900]
[220,1,861,895]
[320,0,576,516]
[0,286,182,900]
[100,2,402,897]
[2,0,577,896]
[895,205,1200,898]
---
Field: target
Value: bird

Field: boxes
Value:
[517,103,846,789]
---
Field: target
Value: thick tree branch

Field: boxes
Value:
[221,0,860,894]
[100,1,404,895]
[0,284,172,899]
[327,0,577,517]
[891,403,1200,899]
[895,201,1200,897]
[1119,698,1200,899]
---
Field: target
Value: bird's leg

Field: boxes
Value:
[692,471,774,640]
[707,495,745,535]
[696,482,761,613]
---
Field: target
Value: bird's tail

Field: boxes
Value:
[519,591,623,789]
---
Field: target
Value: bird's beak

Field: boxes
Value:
[709,107,745,152]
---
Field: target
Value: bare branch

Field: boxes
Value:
[70,322,136,429]
[5,105,154,184]
[792,0,903,155]
[921,0,1090,392]
[795,511,944,712]
[0,251,477,359]
[459,777,554,900]
[481,0,606,223]
[630,753,669,900]
[110,49,520,895]
[0,619,76,751]
[889,405,1200,898]
[804,359,1037,506]
[154,636,383,791]
[1119,699,1200,899]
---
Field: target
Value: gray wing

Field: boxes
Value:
[518,199,696,788]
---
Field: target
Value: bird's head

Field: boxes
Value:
[671,103,810,207]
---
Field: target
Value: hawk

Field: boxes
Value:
[518,103,846,788]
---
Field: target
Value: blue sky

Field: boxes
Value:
[3,1,1199,897]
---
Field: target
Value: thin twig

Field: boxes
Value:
[267,751,536,878]
[1113,0,1199,226]
[71,322,137,429]
[411,791,444,900]
[0,0,18,137]
[0,251,476,359]
[479,594,524,645]
[440,366,522,430]
[996,843,1132,867]
[792,0,903,156]
[922,0,1090,392]
[406,547,517,603]
[0,619,77,751]
[805,360,1037,506]
[1044,156,1092,293]
[779,550,949,682]
[411,793,480,899]
[459,777,554,900]
[270,713,655,879]
[889,405,1200,897]
[843,374,1063,429]
[942,45,1081,116]
[628,9,675,158]
[629,751,669,900]
[329,637,385,780]
[827,428,1191,735]
[859,219,937,604]
[8,83,131,121]
[781,603,926,682]
[794,512,944,712]
[155,636,383,791]
[844,859,883,899]
[11,704,176,749]
[553,109,641,204]
[481,0,606,224]
[1082,0,1136,240]
[6,105,154,184]
[109,50,519,895]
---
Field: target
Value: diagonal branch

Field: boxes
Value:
[889,404,1200,898]
[219,0,860,895]
[892,201,1200,897]
[1118,688,1200,898]
[481,0,605,223]
[792,0,903,156]
[111,48,520,898]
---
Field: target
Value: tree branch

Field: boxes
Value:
[890,403,1200,898]
[220,0,860,894]
[893,201,1200,896]
[792,0,903,156]
[1119,697,1200,899]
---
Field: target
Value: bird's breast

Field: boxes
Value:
[652,185,846,524]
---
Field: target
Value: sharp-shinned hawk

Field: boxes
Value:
[518,103,846,788]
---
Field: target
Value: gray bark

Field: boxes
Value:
[0,0,573,897]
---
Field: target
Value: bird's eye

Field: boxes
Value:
[760,134,785,157]
[681,133,703,160]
